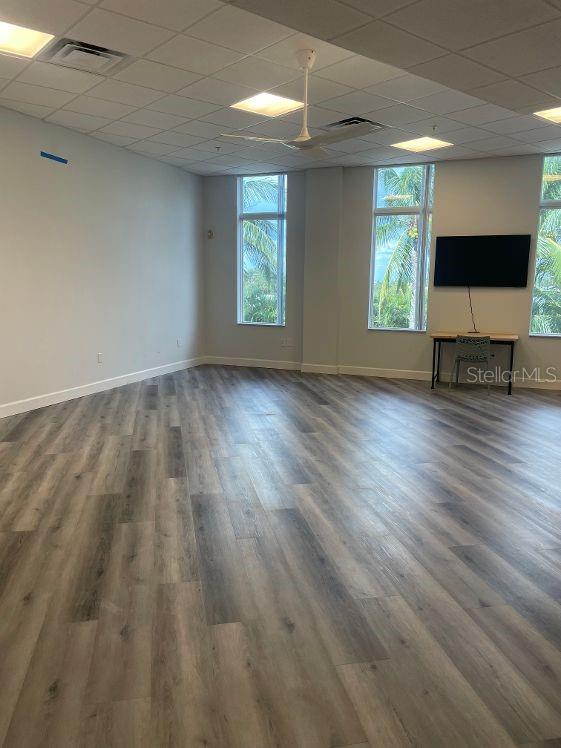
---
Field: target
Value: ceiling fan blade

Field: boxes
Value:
[295,121,382,148]
[220,133,289,143]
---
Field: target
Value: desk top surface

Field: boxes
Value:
[430,331,519,341]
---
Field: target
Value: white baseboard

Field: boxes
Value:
[301,363,339,374]
[203,355,301,370]
[0,357,204,418]
[338,365,432,380]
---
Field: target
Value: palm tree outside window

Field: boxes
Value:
[369,164,434,330]
[530,155,561,335]
[237,174,287,325]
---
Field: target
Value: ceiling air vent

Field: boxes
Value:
[40,39,128,73]
[326,116,385,132]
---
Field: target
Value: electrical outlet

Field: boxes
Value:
[97,352,103,364]
[281,336,294,348]
[176,338,181,348]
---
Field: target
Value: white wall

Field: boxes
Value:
[0,107,204,415]
[203,171,305,366]
[203,155,561,385]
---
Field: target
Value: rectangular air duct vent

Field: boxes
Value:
[326,116,385,131]
[40,39,128,73]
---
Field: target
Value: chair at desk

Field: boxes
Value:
[449,335,491,390]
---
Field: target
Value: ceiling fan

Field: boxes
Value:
[221,49,385,153]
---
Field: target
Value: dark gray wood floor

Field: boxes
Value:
[1,365,561,747]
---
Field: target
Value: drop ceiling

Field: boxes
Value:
[1,0,561,175]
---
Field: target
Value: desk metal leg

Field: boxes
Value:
[436,340,442,383]
[431,339,436,389]
[507,342,514,395]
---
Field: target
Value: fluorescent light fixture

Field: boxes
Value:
[0,20,54,57]
[391,136,453,152]
[231,92,303,117]
[534,106,561,124]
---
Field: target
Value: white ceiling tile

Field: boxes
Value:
[410,55,505,91]
[192,139,248,154]
[176,77,257,105]
[384,0,559,51]
[320,90,392,115]
[205,153,253,167]
[511,124,561,143]
[465,134,524,152]
[366,73,445,102]
[480,115,548,135]
[147,94,220,117]
[531,137,561,152]
[148,130,205,147]
[114,60,201,93]
[462,21,561,77]
[199,107,268,129]
[160,154,198,166]
[98,121,163,138]
[447,102,518,125]
[174,119,226,137]
[16,62,102,94]
[490,143,544,155]
[1,81,75,107]
[333,21,445,69]
[0,55,28,80]
[338,0,420,17]
[0,0,89,35]
[270,76,352,105]
[186,6,293,54]
[257,34,354,70]
[324,137,372,153]
[128,141,179,155]
[403,115,467,134]
[411,89,484,114]
[468,80,559,111]
[100,0,223,32]
[45,109,110,131]
[165,147,212,161]
[213,57,300,89]
[120,108,188,129]
[233,0,370,39]
[245,119,300,137]
[63,95,137,118]
[436,125,492,144]
[316,55,403,89]
[365,103,433,126]
[87,79,164,106]
[148,35,243,75]
[92,131,138,145]
[0,98,54,118]
[358,127,417,145]
[67,9,175,56]
[428,145,486,159]
[521,66,561,99]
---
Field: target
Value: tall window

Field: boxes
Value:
[237,174,287,325]
[530,155,561,335]
[369,164,434,330]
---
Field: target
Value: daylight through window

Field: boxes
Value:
[238,174,287,325]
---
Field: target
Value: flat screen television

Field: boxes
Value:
[434,234,531,287]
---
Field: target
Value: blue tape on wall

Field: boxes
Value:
[40,151,68,164]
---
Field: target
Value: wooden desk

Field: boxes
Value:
[429,332,519,395]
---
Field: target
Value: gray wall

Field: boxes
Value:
[1,108,204,413]
[203,154,561,382]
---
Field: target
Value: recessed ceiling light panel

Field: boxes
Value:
[391,136,453,152]
[231,92,303,118]
[534,106,561,124]
[0,20,54,58]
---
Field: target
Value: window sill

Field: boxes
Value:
[237,322,286,328]
[529,333,561,338]
[367,326,426,333]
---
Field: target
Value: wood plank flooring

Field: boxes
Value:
[1,365,561,747]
